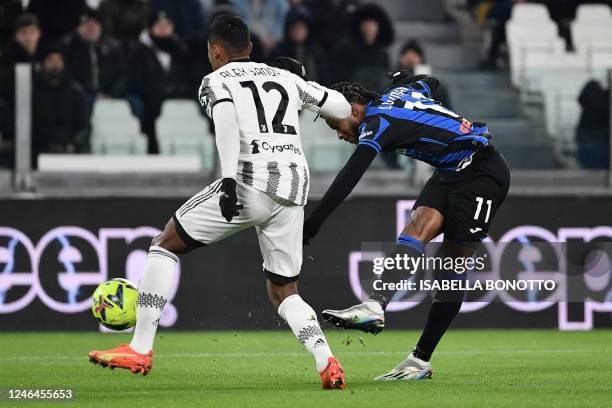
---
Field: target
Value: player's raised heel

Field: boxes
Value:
[319,357,346,390]
[88,343,153,376]
[322,300,385,335]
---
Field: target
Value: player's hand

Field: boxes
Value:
[219,178,243,222]
[269,57,308,81]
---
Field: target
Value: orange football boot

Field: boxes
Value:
[319,357,346,390]
[88,343,153,375]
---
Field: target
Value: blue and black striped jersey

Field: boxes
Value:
[357,80,491,171]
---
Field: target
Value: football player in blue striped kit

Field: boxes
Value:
[304,72,511,380]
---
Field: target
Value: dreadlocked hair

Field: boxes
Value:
[331,82,380,105]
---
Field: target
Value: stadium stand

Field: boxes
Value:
[1,0,611,192]
[90,99,146,155]
[380,0,555,169]
[504,2,612,162]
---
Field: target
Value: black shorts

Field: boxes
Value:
[414,145,510,245]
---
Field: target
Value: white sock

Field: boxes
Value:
[278,294,333,372]
[129,246,178,354]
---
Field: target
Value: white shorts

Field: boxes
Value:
[173,179,304,283]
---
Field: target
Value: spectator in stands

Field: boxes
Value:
[575,80,610,169]
[27,0,88,48]
[228,0,289,49]
[128,11,192,153]
[0,0,23,48]
[482,0,515,70]
[150,0,206,40]
[331,3,394,93]
[0,13,42,64]
[32,49,89,165]
[62,8,127,109]
[98,0,150,44]
[0,13,43,166]
[397,40,453,109]
[268,6,327,83]
[302,0,358,53]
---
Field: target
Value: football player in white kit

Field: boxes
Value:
[88,15,351,390]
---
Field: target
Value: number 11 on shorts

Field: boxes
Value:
[474,196,492,223]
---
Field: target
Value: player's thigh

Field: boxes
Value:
[256,204,304,285]
[174,179,268,247]
[408,174,447,242]
[444,175,508,245]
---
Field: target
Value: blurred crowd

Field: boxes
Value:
[0,0,608,170]
[0,0,431,168]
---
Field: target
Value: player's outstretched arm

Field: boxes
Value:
[294,77,351,120]
[316,85,352,119]
[304,145,377,243]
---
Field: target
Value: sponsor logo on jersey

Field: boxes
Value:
[359,130,373,140]
[250,140,302,155]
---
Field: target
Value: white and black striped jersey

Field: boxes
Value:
[199,60,346,206]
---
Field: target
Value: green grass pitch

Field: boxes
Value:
[1,330,611,407]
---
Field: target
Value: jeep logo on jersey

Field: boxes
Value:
[250,140,302,155]
[250,140,260,154]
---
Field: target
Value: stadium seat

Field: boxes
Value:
[155,99,215,172]
[542,88,582,149]
[571,4,612,70]
[505,3,567,87]
[91,100,146,155]
[508,2,552,23]
[506,16,564,87]
[590,52,612,71]
[521,52,588,95]
[574,3,612,24]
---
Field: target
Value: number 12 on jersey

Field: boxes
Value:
[240,80,297,135]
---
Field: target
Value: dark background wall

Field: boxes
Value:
[0,195,611,331]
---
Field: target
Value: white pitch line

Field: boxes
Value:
[0,348,609,361]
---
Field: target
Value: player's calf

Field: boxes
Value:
[273,286,346,390]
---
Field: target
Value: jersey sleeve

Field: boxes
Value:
[294,77,328,110]
[198,75,233,118]
[357,115,396,153]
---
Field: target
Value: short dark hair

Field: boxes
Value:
[400,40,425,60]
[331,82,379,105]
[14,13,39,32]
[208,14,250,54]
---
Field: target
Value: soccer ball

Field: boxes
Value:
[91,278,138,330]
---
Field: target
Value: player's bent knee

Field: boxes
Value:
[150,218,193,255]
[265,272,299,309]
[403,206,444,243]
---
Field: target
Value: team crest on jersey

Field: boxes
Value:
[459,118,473,134]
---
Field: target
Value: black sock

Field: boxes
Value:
[413,298,463,362]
